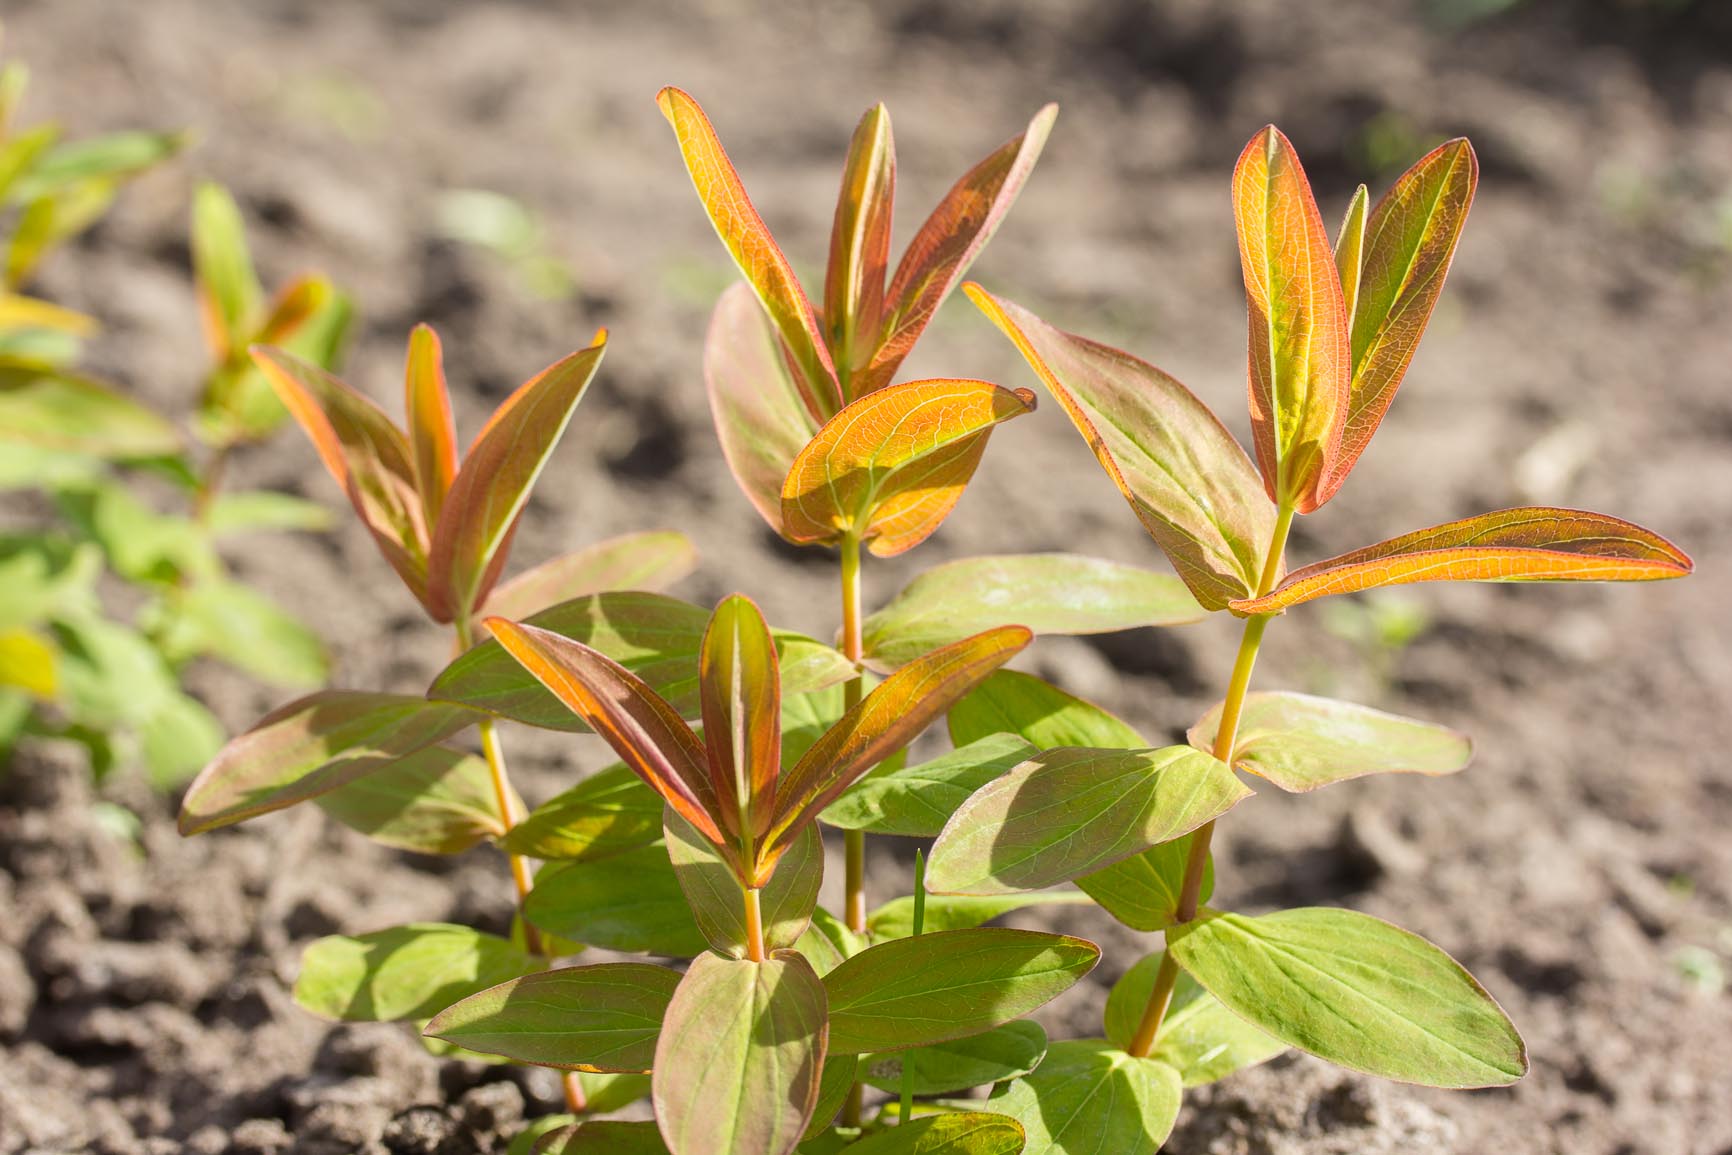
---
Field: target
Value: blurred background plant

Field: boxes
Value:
[0,26,351,790]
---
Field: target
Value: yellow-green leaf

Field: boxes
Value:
[294,923,534,1022]
[988,1039,1181,1155]
[482,531,697,622]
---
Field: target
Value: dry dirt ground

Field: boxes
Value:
[3,1,1731,1152]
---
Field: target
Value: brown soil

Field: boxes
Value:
[3,1,1730,1152]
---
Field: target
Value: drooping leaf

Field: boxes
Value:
[666,811,821,956]
[1074,836,1212,933]
[862,553,1203,670]
[652,950,828,1155]
[0,370,182,458]
[535,1120,669,1155]
[1189,690,1471,792]
[988,1039,1181,1155]
[701,594,781,842]
[483,531,698,621]
[781,378,1036,557]
[502,762,665,861]
[861,1019,1047,1094]
[767,627,1030,858]
[859,103,1058,396]
[404,323,458,529]
[523,844,707,957]
[317,748,508,854]
[844,1113,1027,1155]
[1234,125,1351,514]
[178,691,477,835]
[190,183,262,362]
[657,87,840,419]
[947,669,1144,752]
[927,746,1248,896]
[1103,951,1285,1086]
[294,923,534,1022]
[825,103,895,394]
[1165,908,1527,1088]
[966,286,1276,610]
[823,927,1097,1054]
[1322,140,1477,502]
[821,733,1036,837]
[424,963,680,1072]
[1231,507,1693,615]
[866,891,1092,941]
[428,334,606,622]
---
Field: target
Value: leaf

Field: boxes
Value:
[0,627,55,697]
[502,762,665,861]
[1074,836,1212,933]
[8,130,184,202]
[948,670,1144,752]
[424,963,680,1072]
[824,103,895,395]
[704,282,822,532]
[1322,140,1477,502]
[767,627,1030,859]
[294,923,534,1022]
[484,618,723,845]
[0,291,95,338]
[781,377,1036,557]
[657,86,840,419]
[204,490,334,536]
[1189,691,1471,792]
[191,183,262,362]
[859,104,1058,396]
[484,531,698,621]
[178,691,477,835]
[867,891,1092,941]
[794,906,865,977]
[701,594,781,843]
[823,927,1098,1054]
[652,950,828,1155]
[821,734,1035,837]
[861,1020,1047,1094]
[1333,183,1368,328]
[1102,951,1284,1086]
[862,553,1203,670]
[988,1039,1181,1155]
[667,811,822,957]
[138,689,226,789]
[524,845,707,957]
[965,285,1276,611]
[251,346,431,610]
[1234,125,1351,514]
[1165,908,1527,1088]
[806,1054,859,1140]
[317,748,508,854]
[845,1113,1028,1155]
[167,578,328,688]
[428,334,606,622]
[404,323,458,529]
[1230,506,1693,615]
[926,746,1249,896]
[535,1120,669,1155]
[0,370,181,458]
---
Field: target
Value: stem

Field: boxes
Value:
[899,850,926,1126]
[563,1071,588,1114]
[1126,503,1295,1058]
[743,885,767,963]
[839,532,867,934]
[478,716,542,957]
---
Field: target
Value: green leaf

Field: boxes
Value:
[178,691,477,835]
[501,762,665,861]
[1165,908,1527,1088]
[55,479,217,585]
[294,923,534,1022]
[138,688,225,789]
[316,748,508,854]
[861,1020,1047,1095]
[927,746,1248,896]
[844,1113,1027,1155]
[821,734,1036,837]
[164,578,328,688]
[1189,691,1471,793]
[948,670,1143,752]
[523,844,707,957]
[534,1121,669,1155]
[794,906,865,977]
[191,183,262,361]
[1102,951,1284,1086]
[1074,836,1212,933]
[806,1054,859,1140]
[862,553,1203,670]
[424,963,680,1072]
[483,531,699,622]
[0,370,181,458]
[989,1039,1181,1155]
[699,594,782,850]
[7,130,184,202]
[666,811,821,957]
[50,613,178,730]
[653,950,829,1155]
[205,490,334,536]
[867,892,1092,941]
[823,927,1098,1054]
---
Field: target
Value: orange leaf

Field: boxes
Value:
[824,103,896,398]
[700,595,781,843]
[404,323,458,530]
[485,618,726,846]
[1231,507,1693,615]
[780,377,1035,557]
[1234,125,1351,514]
[657,86,841,419]
[428,333,607,625]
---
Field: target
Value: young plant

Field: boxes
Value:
[913,125,1694,1147]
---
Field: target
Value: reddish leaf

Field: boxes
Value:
[484,618,725,847]
[657,86,841,419]
[1232,507,1693,615]
[428,333,607,624]
[404,323,457,530]
[482,531,698,622]
[781,377,1036,557]
[700,595,781,842]
[824,103,895,397]
[1234,126,1351,514]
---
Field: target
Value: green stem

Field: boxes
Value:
[839,532,867,934]
[899,850,926,1126]
[1126,503,1294,1058]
